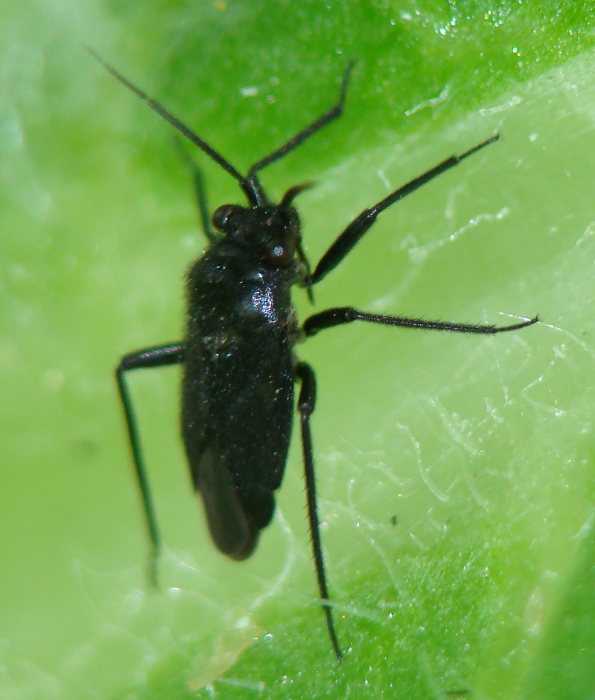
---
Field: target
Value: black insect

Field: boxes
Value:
[91,50,537,660]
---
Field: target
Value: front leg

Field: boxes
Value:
[309,135,499,285]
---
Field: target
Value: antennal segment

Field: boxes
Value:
[246,61,355,179]
[86,46,266,205]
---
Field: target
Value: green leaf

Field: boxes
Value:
[1,2,593,698]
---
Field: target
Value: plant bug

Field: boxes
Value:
[90,50,538,660]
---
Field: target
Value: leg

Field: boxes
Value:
[310,135,499,285]
[245,61,355,178]
[174,139,216,242]
[116,342,186,585]
[296,362,343,660]
[304,307,538,337]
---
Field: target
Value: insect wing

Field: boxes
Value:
[182,304,295,559]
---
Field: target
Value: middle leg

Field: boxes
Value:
[304,307,538,337]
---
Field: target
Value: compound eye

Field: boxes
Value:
[212,204,237,231]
